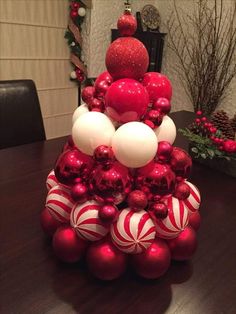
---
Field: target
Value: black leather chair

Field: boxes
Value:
[0,80,46,149]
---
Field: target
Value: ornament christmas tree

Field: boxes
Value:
[41,9,201,280]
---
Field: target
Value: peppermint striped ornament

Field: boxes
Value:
[111,208,156,254]
[46,185,74,222]
[184,181,201,213]
[156,196,189,239]
[70,200,109,241]
[46,170,58,191]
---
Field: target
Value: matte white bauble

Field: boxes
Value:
[154,115,176,145]
[78,7,86,17]
[72,103,89,125]
[112,122,158,168]
[72,111,115,156]
[70,71,77,79]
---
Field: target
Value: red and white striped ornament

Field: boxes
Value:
[46,185,74,222]
[156,196,189,239]
[111,208,156,254]
[184,181,201,213]
[46,169,58,191]
[70,200,109,241]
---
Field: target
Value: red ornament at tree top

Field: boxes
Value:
[117,12,137,36]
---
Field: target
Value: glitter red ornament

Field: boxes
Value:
[86,239,127,280]
[127,190,148,211]
[105,37,149,80]
[40,207,62,237]
[131,238,171,279]
[54,149,94,186]
[53,226,87,263]
[168,226,198,261]
[117,12,137,36]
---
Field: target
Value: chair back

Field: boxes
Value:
[0,80,46,149]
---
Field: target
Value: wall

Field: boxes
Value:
[0,0,77,139]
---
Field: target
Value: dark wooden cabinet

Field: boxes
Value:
[111,29,166,72]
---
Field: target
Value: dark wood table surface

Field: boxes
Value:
[1,111,236,314]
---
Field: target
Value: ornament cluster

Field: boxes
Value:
[41,11,201,281]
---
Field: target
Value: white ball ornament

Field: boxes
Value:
[72,103,89,125]
[154,115,176,145]
[112,122,158,168]
[111,208,156,254]
[72,111,116,156]
[78,7,86,17]
[70,71,77,79]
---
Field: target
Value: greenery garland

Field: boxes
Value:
[64,0,87,83]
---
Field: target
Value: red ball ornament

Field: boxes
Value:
[90,162,131,204]
[81,86,95,103]
[86,239,127,280]
[145,109,163,127]
[99,205,118,224]
[40,207,62,237]
[63,135,75,152]
[188,211,201,231]
[71,182,88,203]
[94,80,110,99]
[157,141,173,162]
[168,226,198,261]
[131,238,171,279]
[149,202,168,219]
[117,12,137,36]
[223,140,236,153]
[174,182,191,200]
[105,37,149,80]
[93,145,115,166]
[105,78,149,123]
[94,71,113,87]
[127,190,148,211]
[142,72,172,103]
[70,9,78,19]
[170,147,192,179]
[88,97,104,112]
[71,1,80,10]
[136,161,176,196]
[153,97,171,114]
[54,149,94,186]
[53,226,87,263]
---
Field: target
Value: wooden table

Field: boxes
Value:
[1,111,236,314]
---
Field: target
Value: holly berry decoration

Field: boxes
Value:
[40,9,202,281]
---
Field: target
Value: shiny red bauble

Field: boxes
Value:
[149,202,168,219]
[94,80,110,99]
[223,140,236,153]
[127,190,148,211]
[167,226,198,261]
[142,72,172,103]
[70,10,78,19]
[40,207,62,237]
[157,141,173,162]
[136,161,176,196]
[71,182,88,203]
[62,135,75,152]
[81,86,95,103]
[86,239,127,280]
[105,78,149,123]
[131,238,171,279]
[53,226,87,263]
[93,145,115,165]
[54,149,94,186]
[188,211,201,231]
[89,162,131,204]
[99,205,118,224]
[170,147,192,179]
[95,71,113,87]
[174,182,191,200]
[144,109,163,127]
[105,37,149,80]
[153,97,171,114]
[117,12,137,36]
[88,98,104,112]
